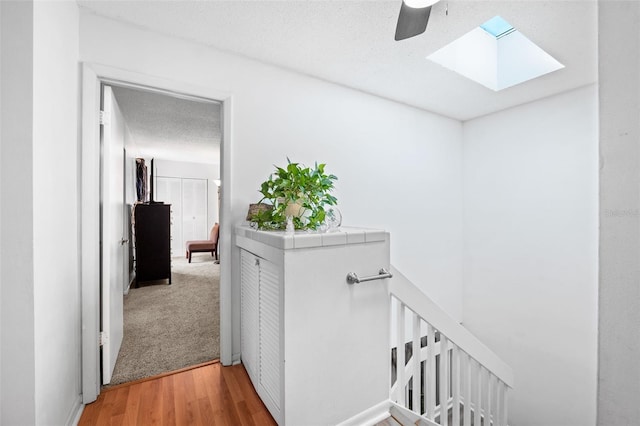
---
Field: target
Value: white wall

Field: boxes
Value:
[78,10,465,372]
[0,2,36,424]
[32,1,82,424]
[1,1,81,424]
[597,1,640,423]
[462,85,598,425]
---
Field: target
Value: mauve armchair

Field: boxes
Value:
[185,222,219,263]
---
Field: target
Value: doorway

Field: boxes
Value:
[81,63,233,404]
[104,84,222,386]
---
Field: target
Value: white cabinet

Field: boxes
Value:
[240,249,281,420]
[237,226,391,426]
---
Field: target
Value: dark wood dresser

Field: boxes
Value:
[134,203,171,286]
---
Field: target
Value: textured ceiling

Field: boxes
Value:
[111,86,221,164]
[79,0,598,121]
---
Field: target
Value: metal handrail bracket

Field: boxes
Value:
[346,268,393,284]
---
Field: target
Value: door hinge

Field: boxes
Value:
[99,110,111,126]
[99,331,108,346]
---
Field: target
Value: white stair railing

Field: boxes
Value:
[389,267,514,426]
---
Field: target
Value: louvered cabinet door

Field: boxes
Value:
[259,258,281,412]
[240,250,259,382]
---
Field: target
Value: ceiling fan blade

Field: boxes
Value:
[395,2,432,41]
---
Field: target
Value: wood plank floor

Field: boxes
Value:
[79,361,277,426]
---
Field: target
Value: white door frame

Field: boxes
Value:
[80,63,234,403]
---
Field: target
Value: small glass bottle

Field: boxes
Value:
[285,215,294,234]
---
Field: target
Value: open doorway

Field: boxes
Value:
[81,64,233,405]
[100,83,223,387]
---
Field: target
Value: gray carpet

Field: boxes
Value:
[108,254,220,386]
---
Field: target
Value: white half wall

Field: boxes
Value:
[78,9,465,370]
[462,85,598,425]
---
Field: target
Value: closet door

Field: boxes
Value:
[156,177,183,256]
[182,178,208,245]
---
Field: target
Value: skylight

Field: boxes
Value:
[427,16,564,91]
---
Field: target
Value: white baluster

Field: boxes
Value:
[502,384,509,426]
[390,297,398,402]
[487,373,493,426]
[463,353,471,426]
[397,302,406,407]
[473,361,481,426]
[452,345,460,426]
[440,334,449,426]
[412,312,421,414]
[426,323,436,421]
[388,276,514,426]
[496,380,503,426]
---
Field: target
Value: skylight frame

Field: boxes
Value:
[427,15,564,91]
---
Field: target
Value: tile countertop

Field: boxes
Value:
[235,225,388,250]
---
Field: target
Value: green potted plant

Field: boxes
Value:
[250,159,338,231]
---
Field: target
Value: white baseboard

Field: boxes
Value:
[66,396,84,426]
[336,400,392,426]
[231,352,242,366]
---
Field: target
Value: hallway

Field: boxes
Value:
[79,361,276,425]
